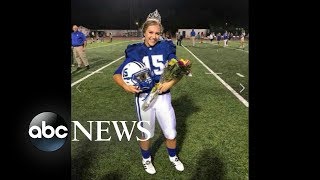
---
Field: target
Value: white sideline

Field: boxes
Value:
[71,56,124,87]
[182,45,249,107]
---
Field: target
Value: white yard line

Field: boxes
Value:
[182,45,249,107]
[236,73,245,77]
[206,72,222,75]
[211,44,249,53]
[222,45,248,53]
[71,56,124,87]
[231,47,248,53]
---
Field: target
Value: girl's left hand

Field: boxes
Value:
[158,81,174,94]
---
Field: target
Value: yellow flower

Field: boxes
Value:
[178,59,190,66]
[168,58,177,66]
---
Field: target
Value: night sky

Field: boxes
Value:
[71,0,248,31]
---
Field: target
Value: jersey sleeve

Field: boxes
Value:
[166,40,177,60]
[114,44,138,74]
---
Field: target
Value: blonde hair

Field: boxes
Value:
[141,20,163,34]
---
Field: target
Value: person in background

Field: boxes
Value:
[71,25,90,70]
[190,29,196,46]
[196,32,200,44]
[109,32,113,43]
[175,31,179,44]
[165,31,172,41]
[217,32,221,45]
[177,32,183,46]
[223,30,228,47]
[226,32,232,46]
[200,32,204,43]
[209,32,214,44]
[90,31,95,44]
[240,32,245,49]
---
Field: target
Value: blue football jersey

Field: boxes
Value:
[114,40,177,84]
[223,33,228,40]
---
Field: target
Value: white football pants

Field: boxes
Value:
[135,92,177,140]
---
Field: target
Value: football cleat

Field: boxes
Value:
[169,155,184,171]
[142,157,156,174]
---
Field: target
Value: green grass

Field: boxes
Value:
[71,40,140,82]
[71,39,248,179]
[181,39,249,100]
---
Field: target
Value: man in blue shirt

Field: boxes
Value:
[190,29,196,46]
[71,25,89,70]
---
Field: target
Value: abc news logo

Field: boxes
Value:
[28,112,68,152]
[29,112,151,152]
[29,121,68,139]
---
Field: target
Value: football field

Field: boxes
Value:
[71,38,249,179]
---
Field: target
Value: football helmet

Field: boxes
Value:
[122,61,154,92]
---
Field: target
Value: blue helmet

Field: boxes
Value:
[121,61,155,92]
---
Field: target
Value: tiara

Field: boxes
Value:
[146,9,161,23]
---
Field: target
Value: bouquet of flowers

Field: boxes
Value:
[142,58,192,111]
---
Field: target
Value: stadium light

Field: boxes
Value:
[135,21,139,37]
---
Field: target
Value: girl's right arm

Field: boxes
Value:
[113,74,141,94]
